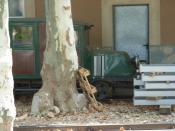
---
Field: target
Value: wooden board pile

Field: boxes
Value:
[134,64,175,114]
[78,68,103,112]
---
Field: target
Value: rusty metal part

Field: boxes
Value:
[14,123,175,131]
[78,67,103,112]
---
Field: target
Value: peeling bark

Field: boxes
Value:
[0,0,16,130]
[32,0,87,114]
[0,0,5,28]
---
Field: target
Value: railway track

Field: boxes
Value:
[14,123,175,131]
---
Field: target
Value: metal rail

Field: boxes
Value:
[14,123,175,131]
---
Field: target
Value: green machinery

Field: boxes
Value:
[84,49,135,99]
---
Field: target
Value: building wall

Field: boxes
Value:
[71,0,102,48]
[35,0,45,18]
[160,0,175,44]
[34,0,101,48]
[101,0,161,48]
[34,0,175,47]
[25,0,35,17]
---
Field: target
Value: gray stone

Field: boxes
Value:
[50,106,60,114]
[82,107,88,112]
[77,93,88,110]
[172,105,175,112]
[31,95,40,114]
[47,112,55,118]
[159,105,171,115]
[31,92,54,114]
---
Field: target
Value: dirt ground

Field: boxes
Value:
[14,96,175,127]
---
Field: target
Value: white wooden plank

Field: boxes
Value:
[134,99,175,105]
[145,82,175,89]
[134,78,144,86]
[142,74,175,81]
[139,64,175,72]
[134,90,175,97]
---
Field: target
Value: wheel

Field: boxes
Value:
[92,81,112,100]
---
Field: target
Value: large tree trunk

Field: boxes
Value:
[31,0,87,114]
[0,0,16,130]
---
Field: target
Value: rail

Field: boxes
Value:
[14,123,175,131]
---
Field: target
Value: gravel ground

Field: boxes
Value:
[14,96,175,126]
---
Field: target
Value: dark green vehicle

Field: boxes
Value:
[84,49,135,99]
[10,18,136,99]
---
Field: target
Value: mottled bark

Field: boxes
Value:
[32,0,87,114]
[0,0,16,130]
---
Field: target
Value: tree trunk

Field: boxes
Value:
[31,0,87,114]
[0,0,16,130]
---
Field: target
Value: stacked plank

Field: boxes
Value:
[134,64,175,108]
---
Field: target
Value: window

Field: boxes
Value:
[9,0,25,17]
[12,26,33,46]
